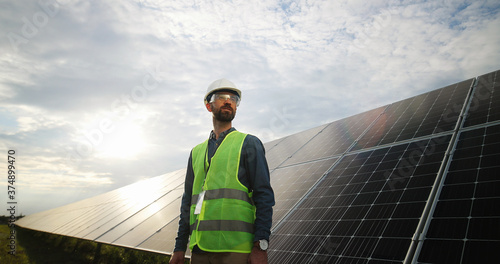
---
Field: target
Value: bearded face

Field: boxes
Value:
[212,102,236,122]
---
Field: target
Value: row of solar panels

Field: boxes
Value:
[17,69,500,263]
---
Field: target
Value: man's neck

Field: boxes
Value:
[212,120,232,140]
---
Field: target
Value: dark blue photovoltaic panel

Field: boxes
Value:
[417,124,500,264]
[354,79,472,150]
[270,158,336,227]
[464,70,500,127]
[281,106,385,166]
[264,124,327,170]
[269,136,451,263]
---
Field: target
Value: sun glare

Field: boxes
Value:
[95,122,147,159]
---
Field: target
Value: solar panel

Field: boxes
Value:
[95,187,184,244]
[16,177,171,236]
[15,69,500,263]
[111,197,183,248]
[354,79,473,150]
[415,124,500,264]
[136,216,187,254]
[281,106,385,167]
[16,169,186,246]
[268,136,452,263]
[82,170,185,241]
[271,158,337,227]
[464,70,500,127]
[264,124,327,170]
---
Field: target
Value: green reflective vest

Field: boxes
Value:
[189,131,256,253]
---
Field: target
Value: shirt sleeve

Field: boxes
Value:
[242,135,275,242]
[173,151,194,252]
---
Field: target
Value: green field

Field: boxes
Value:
[0,224,182,264]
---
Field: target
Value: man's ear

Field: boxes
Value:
[206,103,212,112]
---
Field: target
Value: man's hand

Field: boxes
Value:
[169,251,185,264]
[248,246,268,264]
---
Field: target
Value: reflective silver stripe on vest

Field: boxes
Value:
[191,188,253,206]
[197,220,254,233]
[190,219,254,234]
[190,220,198,235]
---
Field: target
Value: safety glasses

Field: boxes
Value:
[210,93,240,106]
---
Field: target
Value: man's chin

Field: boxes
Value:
[222,116,235,122]
[217,114,235,122]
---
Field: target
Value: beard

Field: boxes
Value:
[213,105,236,122]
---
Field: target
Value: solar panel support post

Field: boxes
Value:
[403,78,477,264]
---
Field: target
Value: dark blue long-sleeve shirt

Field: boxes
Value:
[174,128,275,252]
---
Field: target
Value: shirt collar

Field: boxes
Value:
[209,127,236,140]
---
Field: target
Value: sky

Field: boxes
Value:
[1,0,499,215]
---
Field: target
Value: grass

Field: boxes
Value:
[0,224,188,264]
[0,224,30,264]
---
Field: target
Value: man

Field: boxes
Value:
[169,78,275,264]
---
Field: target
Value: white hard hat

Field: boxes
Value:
[204,78,242,105]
